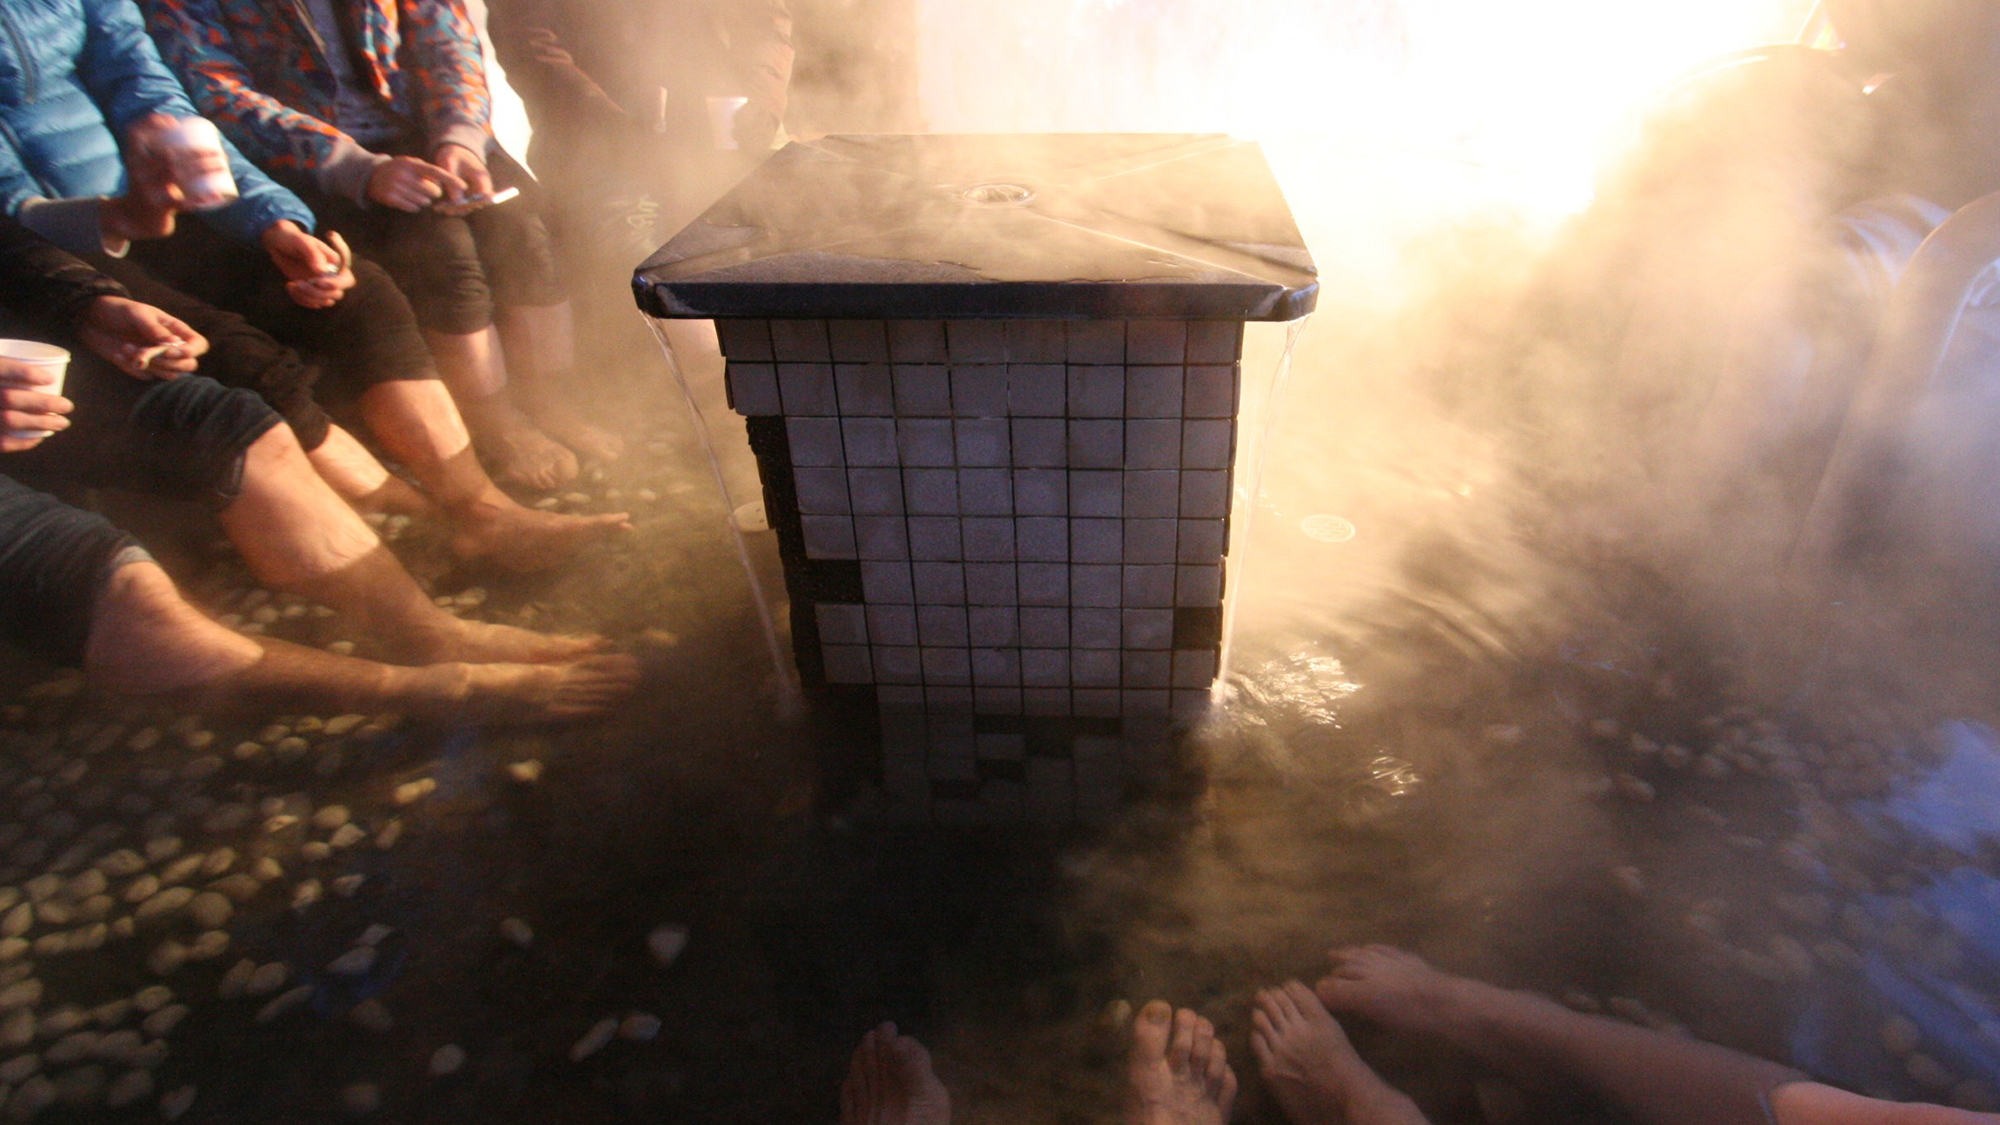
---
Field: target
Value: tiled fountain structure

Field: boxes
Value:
[638,134,1316,814]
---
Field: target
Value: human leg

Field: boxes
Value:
[1126,1002,1237,1125]
[1769,1080,2000,1125]
[1316,946,1802,1125]
[840,1023,951,1125]
[494,300,625,464]
[1251,981,1432,1125]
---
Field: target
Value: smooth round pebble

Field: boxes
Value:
[428,1044,466,1077]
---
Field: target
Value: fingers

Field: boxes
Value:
[416,161,469,199]
[0,389,73,417]
[1,408,72,435]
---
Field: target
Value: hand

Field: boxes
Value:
[261,221,356,309]
[732,104,782,152]
[430,143,493,215]
[367,155,466,213]
[0,361,74,452]
[77,296,208,380]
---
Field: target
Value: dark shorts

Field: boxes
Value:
[0,367,279,666]
[94,222,436,451]
[301,144,566,336]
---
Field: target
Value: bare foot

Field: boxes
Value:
[443,654,642,723]
[393,617,609,667]
[1127,1002,1237,1125]
[841,1023,951,1125]
[1252,981,1432,1125]
[464,396,579,491]
[525,394,626,465]
[1315,947,1463,1040]
[448,494,632,574]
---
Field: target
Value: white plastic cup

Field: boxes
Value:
[0,341,72,441]
[706,95,750,151]
[158,117,240,211]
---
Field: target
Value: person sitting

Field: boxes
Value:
[0,216,639,722]
[0,0,626,570]
[141,0,623,488]
[1240,945,2000,1125]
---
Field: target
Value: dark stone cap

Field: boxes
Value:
[634,133,1319,322]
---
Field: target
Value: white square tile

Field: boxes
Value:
[847,469,904,516]
[962,518,1015,562]
[835,364,894,414]
[1171,689,1212,717]
[816,603,869,645]
[1067,321,1124,364]
[950,366,1009,417]
[1125,419,1180,469]
[877,684,926,708]
[964,563,1017,606]
[955,419,1011,467]
[1014,471,1067,515]
[1173,649,1219,688]
[893,365,952,415]
[1070,472,1122,517]
[977,732,1027,759]
[946,321,1008,362]
[1017,518,1067,563]
[896,419,955,467]
[1072,566,1121,608]
[1124,519,1177,564]
[793,467,850,515]
[786,418,844,466]
[1177,519,1228,563]
[1075,689,1122,718]
[1180,471,1231,519]
[1177,565,1224,607]
[1125,367,1183,417]
[912,562,967,604]
[726,363,781,416]
[922,648,973,686]
[1123,471,1179,519]
[828,321,891,362]
[888,321,948,363]
[873,646,921,683]
[918,605,969,646]
[1007,365,1065,416]
[1067,367,1124,417]
[1070,519,1122,564]
[769,361,835,413]
[1182,420,1233,471]
[908,517,962,561]
[821,643,874,684]
[842,417,899,467]
[1018,563,1069,607]
[1123,565,1175,608]
[972,648,1021,687]
[1069,420,1124,469]
[1006,321,1066,362]
[1073,649,1121,688]
[926,686,975,713]
[1123,608,1175,650]
[801,516,857,559]
[1123,651,1172,688]
[716,320,773,361]
[968,607,1019,647]
[855,517,910,560]
[1023,688,1071,716]
[770,320,831,362]
[1126,321,1187,365]
[975,688,1024,716]
[1010,419,1067,468]
[1185,366,1237,417]
[958,470,1012,516]
[1124,690,1172,716]
[903,470,958,515]
[1021,649,1069,688]
[861,561,914,604]
[866,604,919,646]
[1020,607,1069,647]
[1187,321,1242,364]
[1072,608,1122,649]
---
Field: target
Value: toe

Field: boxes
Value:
[1283,980,1322,1013]
[1251,1008,1275,1038]
[1168,1009,1199,1074]
[1218,1067,1239,1118]
[1132,1000,1174,1062]
[1190,1017,1215,1073]
[1250,1028,1274,1074]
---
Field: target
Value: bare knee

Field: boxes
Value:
[83,562,261,695]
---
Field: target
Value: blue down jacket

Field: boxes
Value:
[0,0,313,244]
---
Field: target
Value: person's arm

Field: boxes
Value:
[80,0,319,246]
[719,0,795,146]
[0,218,131,336]
[401,0,495,161]
[486,0,630,130]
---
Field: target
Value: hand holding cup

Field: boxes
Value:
[0,347,74,452]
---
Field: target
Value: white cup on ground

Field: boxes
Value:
[706,95,751,151]
[157,118,240,211]
[0,341,73,442]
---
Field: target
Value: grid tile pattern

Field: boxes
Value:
[725,318,1242,717]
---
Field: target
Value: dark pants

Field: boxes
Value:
[0,366,279,666]
[93,222,435,451]
[298,144,565,336]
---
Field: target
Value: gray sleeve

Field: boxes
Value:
[314,137,393,206]
[430,123,492,162]
[15,197,113,257]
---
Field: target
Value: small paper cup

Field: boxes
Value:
[0,340,71,441]
[160,118,240,211]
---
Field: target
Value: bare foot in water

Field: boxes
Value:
[1315,946,1466,1040]
[1253,981,1433,1125]
[444,654,642,723]
[449,494,632,574]
[525,393,626,465]
[394,617,608,667]
[1127,1002,1237,1125]
[841,1023,951,1125]
[464,396,580,491]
